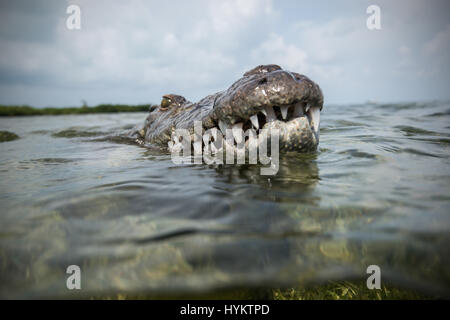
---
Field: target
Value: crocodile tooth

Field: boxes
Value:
[280,105,289,120]
[210,128,221,152]
[293,102,305,117]
[247,130,259,161]
[210,127,219,140]
[308,106,321,133]
[265,106,277,122]
[305,103,310,113]
[250,114,259,129]
[261,109,267,116]
[193,140,202,154]
[232,122,243,144]
[202,131,211,145]
[218,120,229,136]
[167,141,174,151]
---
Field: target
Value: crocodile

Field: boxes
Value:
[130,64,323,153]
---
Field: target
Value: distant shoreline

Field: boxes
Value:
[0,104,155,116]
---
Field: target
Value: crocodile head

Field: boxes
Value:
[133,64,324,153]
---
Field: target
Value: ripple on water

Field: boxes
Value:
[14,158,80,170]
[0,103,449,298]
[395,125,443,136]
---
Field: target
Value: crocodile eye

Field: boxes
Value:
[160,97,172,110]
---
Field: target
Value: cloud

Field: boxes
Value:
[208,0,273,34]
[0,0,449,106]
[424,24,450,55]
[0,0,278,105]
[251,33,309,72]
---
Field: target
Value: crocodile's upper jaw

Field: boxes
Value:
[205,64,323,152]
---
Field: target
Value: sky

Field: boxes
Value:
[0,0,449,107]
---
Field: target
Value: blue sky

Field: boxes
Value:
[0,0,449,107]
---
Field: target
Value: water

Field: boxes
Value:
[0,102,449,298]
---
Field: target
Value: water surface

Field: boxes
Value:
[0,102,449,298]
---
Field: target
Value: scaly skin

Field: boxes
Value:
[130,64,324,152]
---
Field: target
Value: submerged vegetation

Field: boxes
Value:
[0,104,153,116]
[0,131,19,142]
[272,281,428,300]
[99,281,429,300]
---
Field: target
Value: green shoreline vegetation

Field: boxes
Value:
[0,130,20,142]
[0,104,155,116]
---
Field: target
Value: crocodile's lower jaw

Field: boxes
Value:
[263,117,319,152]
[168,102,321,153]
